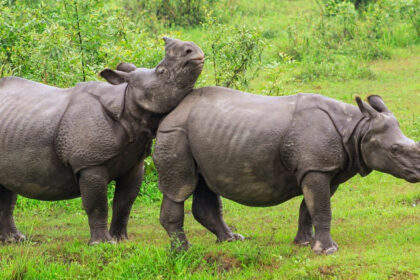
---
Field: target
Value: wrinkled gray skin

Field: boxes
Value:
[153,87,420,254]
[0,37,204,245]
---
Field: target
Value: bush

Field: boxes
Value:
[206,24,264,89]
[318,0,377,10]
[0,0,166,87]
[278,0,419,82]
[123,0,218,27]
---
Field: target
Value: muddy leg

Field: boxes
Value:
[301,172,338,255]
[0,185,25,243]
[110,161,143,241]
[294,184,339,246]
[192,177,244,243]
[79,166,113,245]
[160,195,189,251]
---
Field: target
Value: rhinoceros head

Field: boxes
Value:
[99,37,204,114]
[356,95,420,183]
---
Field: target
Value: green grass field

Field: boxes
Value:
[0,0,419,279]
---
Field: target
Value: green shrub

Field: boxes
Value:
[278,0,419,82]
[206,24,264,89]
[0,0,166,87]
[123,0,218,27]
[318,0,377,10]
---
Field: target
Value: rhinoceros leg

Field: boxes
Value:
[109,161,143,241]
[155,129,199,251]
[293,199,313,246]
[301,172,338,255]
[0,185,25,243]
[294,184,339,246]
[78,166,113,245]
[192,176,244,243]
[160,195,190,251]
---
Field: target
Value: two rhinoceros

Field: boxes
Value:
[0,38,418,255]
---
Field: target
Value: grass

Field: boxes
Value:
[1,45,419,280]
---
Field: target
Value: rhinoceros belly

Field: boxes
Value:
[188,91,301,206]
[0,80,79,200]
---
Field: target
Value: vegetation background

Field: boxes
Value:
[0,0,419,278]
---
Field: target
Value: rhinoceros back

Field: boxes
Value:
[0,77,74,199]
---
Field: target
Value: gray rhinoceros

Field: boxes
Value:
[153,87,420,254]
[0,37,204,244]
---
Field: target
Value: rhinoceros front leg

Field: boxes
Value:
[109,161,143,241]
[192,177,244,243]
[301,172,338,255]
[79,166,113,245]
[294,184,339,246]
[160,195,190,251]
[0,185,25,243]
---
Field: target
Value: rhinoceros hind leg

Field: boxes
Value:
[0,185,25,243]
[79,167,114,245]
[192,176,244,243]
[109,161,144,242]
[160,195,190,251]
[293,199,313,246]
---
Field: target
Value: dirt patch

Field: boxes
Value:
[398,195,420,207]
[389,270,417,280]
[319,265,335,276]
[204,251,242,273]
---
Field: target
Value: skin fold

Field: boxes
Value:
[0,37,204,245]
[153,87,420,255]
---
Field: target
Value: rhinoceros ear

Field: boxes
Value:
[100,69,129,85]
[367,95,391,114]
[116,62,137,73]
[356,96,378,119]
[163,37,174,46]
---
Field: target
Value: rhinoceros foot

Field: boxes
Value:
[0,230,25,244]
[293,237,312,246]
[110,228,129,242]
[312,239,339,255]
[88,231,115,245]
[216,233,245,243]
[293,231,314,246]
[171,240,191,252]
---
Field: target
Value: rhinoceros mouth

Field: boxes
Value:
[183,56,205,68]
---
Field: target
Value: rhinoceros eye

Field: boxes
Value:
[391,144,401,154]
[156,66,167,75]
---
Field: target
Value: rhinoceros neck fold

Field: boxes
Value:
[303,94,372,177]
[119,87,164,143]
[347,118,373,177]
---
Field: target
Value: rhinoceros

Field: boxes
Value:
[0,37,204,244]
[153,87,420,254]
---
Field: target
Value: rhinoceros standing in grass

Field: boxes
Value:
[153,87,420,254]
[0,37,204,244]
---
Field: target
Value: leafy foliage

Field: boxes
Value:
[0,0,163,86]
[278,0,420,82]
[124,0,218,27]
[207,24,264,89]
